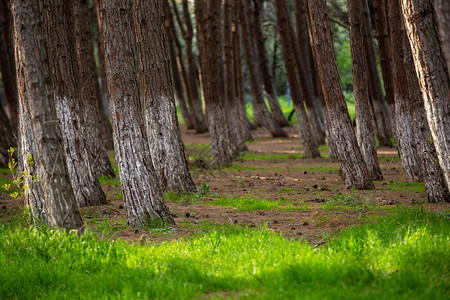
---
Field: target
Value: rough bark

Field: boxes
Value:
[12,0,83,230]
[233,0,254,141]
[401,0,450,189]
[433,0,450,75]
[0,0,18,139]
[179,0,207,133]
[69,0,115,178]
[223,0,248,152]
[101,0,173,226]
[274,0,320,158]
[402,32,450,202]
[240,0,287,137]
[134,0,196,193]
[196,0,239,166]
[348,0,383,180]
[43,0,107,207]
[388,0,423,182]
[307,0,374,189]
[252,0,290,127]
[373,0,396,133]
[361,0,393,147]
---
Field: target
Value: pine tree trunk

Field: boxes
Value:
[0,0,18,139]
[12,0,83,230]
[361,0,393,147]
[252,0,290,127]
[69,0,115,178]
[240,0,287,138]
[388,0,422,182]
[307,0,374,189]
[349,0,383,180]
[433,0,450,76]
[181,0,207,133]
[373,0,396,132]
[401,0,450,189]
[196,0,239,166]
[43,0,107,207]
[101,0,173,226]
[402,32,450,202]
[134,0,196,193]
[275,0,320,158]
[0,104,13,167]
[223,0,248,152]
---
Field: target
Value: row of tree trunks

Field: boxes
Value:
[196,0,239,166]
[274,0,320,158]
[401,0,450,190]
[101,0,173,226]
[307,0,374,190]
[348,0,383,180]
[0,0,18,139]
[239,0,287,138]
[43,0,107,207]
[387,0,422,182]
[69,0,115,178]
[134,0,196,193]
[12,0,83,229]
[223,0,248,152]
[252,0,290,128]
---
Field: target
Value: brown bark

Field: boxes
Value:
[402,32,450,202]
[373,0,396,132]
[433,0,450,75]
[43,0,107,207]
[240,0,287,137]
[223,0,248,152]
[388,0,422,182]
[101,0,173,226]
[401,0,450,189]
[134,0,196,193]
[0,0,18,139]
[252,0,290,127]
[196,0,239,166]
[274,0,320,158]
[179,0,207,133]
[0,104,13,167]
[233,0,254,141]
[12,0,83,230]
[307,0,374,189]
[69,0,115,178]
[348,0,383,180]
[361,0,393,147]
[165,0,193,130]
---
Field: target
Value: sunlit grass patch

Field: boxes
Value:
[379,181,425,192]
[239,152,303,161]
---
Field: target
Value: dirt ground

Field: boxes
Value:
[1,125,449,245]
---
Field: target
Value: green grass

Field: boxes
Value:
[379,181,425,192]
[239,152,303,161]
[0,206,448,299]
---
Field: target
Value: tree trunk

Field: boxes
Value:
[180,0,208,133]
[240,0,287,137]
[433,0,450,76]
[69,0,115,178]
[165,0,194,130]
[402,31,450,202]
[388,0,422,182]
[134,0,196,193]
[12,0,83,230]
[401,0,450,189]
[373,0,396,134]
[233,0,254,141]
[101,0,173,226]
[252,0,290,127]
[274,0,320,158]
[348,0,383,180]
[43,0,107,207]
[361,0,393,147]
[0,0,18,139]
[307,0,374,189]
[196,0,239,166]
[0,104,13,167]
[223,0,248,152]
